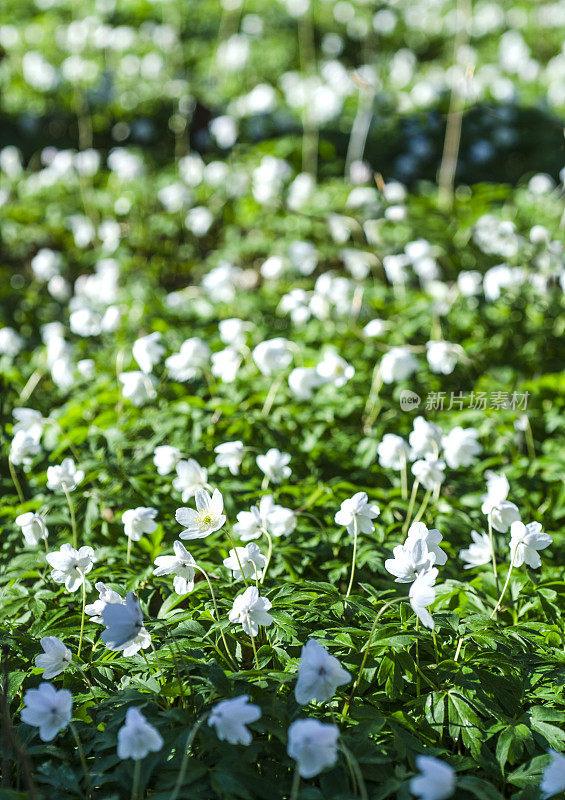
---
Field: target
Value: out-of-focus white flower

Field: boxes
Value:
[223,543,267,581]
[541,749,565,799]
[117,708,163,760]
[173,458,208,501]
[510,521,552,568]
[229,586,273,635]
[214,441,244,475]
[0,327,24,357]
[46,544,94,592]
[47,458,84,492]
[289,367,323,400]
[132,333,165,374]
[460,530,493,569]
[253,338,293,375]
[363,319,386,337]
[480,471,520,532]
[380,347,418,384]
[122,507,158,542]
[175,489,226,539]
[442,427,482,469]
[31,248,62,281]
[166,338,210,381]
[409,417,442,459]
[411,456,446,491]
[21,683,72,742]
[101,592,151,657]
[287,719,339,778]
[335,492,380,535]
[15,512,48,546]
[377,434,410,470]
[119,371,157,406]
[10,431,41,466]
[316,350,354,388]
[208,696,261,745]
[212,347,242,383]
[35,637,72,680]
[409,567,438,629]
[426,341,459,374]
[256,448,292,483]
[153,541,196,595]
[153,445,181,476]
[294,639,350,705]
[210,115,238,148]
[410,755,456,800]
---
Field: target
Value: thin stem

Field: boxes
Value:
[411,488,432,527]
[126,533,132,565]
[8,459,24,504]
[339,741,368,800]
[341,597,404,721]
[415,617,421,698]
[170,715,208,800]
[246,614,260,671]
[402,479,420,536]
[131,759,141,800]
[490,558,515,619]
[69,722,93,799]
[193,565,235,668]
[344,516,359,605]
[290,767,301,800]
[260,528,273,585]
[400,453,408,500]
[525,418,536,462]
[362,365,383,433]
[78,574,86,659]
[261,373,284,417]
[63,487,78,549]
[487,512,499,594]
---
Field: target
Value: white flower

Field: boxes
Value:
[233,495,296,540]
[218,318,250,348]
[316,350,354,388]
[377,434,410,470]
[46,544,94,592]
[153,445,181,476]
[47,458,84,492]
[223,543,267,581]
[35,637,72,679]
[21,683,72,742]
[212,347,242,383]
[287,719,339,779]
[460,531,493,569]
[409,568,438,629]
[406,523,447,567]
[173,459,208,501]
[288,367,323,400]
[409,417,442,459]
[175,489,226,539]
[101,592,151,656]
[0,326,24,357]
[541,749,565,799]
[480,471,520,532]
[380,347,418,384]
[252,338,293,375]
[412,456,446,491]
[510,521,552,568]
[334,492,380,535]
[410,755,456,800]
[122,507,158,542]
[229,586,273,636]
[118,371,157,406]
[153,541,196,594]
[442,427,482,469]
[385,538,436,584]
[13,408,44,440]
[15,512,48,546]
[426,341,459,375]
[363,319,386,338]
[117,708,163,760]
[295,639,351,705]
[166,338,210,381]
[85,582,123,624]
[208,696,261,745]
[10,430,41,466]
[132,332,165,374]
[214,441,244,475]
[31,248,62,281]
[256,449,292,484]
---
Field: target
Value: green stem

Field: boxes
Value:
[261,373,284,417]
[63,486,78,549]
[260,528,273,585]
[246,613,260,671]
[170,715,208,800]
[402,479,420,536]
[290,767,301,800]
[194,565,235,669]
[411,488,432,528]
[69,722,93,799]
[340,741,368,800]
[344,516,359,605]
[126,533,132,565]
[9,459,24,503]
[490,558,515,619]
[78,573,86,659]
[400,452,408,500]
[487,512,499,594]
[131,759,141,800]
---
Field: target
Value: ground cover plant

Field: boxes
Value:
[1,0,565,799]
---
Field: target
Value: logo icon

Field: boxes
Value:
[400,390,421,411]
